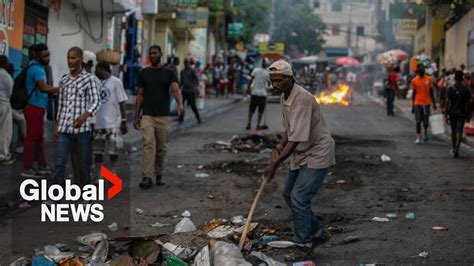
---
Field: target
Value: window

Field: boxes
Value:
[331,0,342,12]
[332,25,340,36]
[356,26,365,36]
[313,0,320,8]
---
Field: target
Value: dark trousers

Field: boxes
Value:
[179,91,201,123]
[386,89,395,116]
[51,132,92,187]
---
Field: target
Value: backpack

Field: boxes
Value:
[10,64,38,110]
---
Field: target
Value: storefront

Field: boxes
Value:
[0,0,25,74]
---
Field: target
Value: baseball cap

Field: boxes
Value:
[269,60,294,76]
[83,50,96,66]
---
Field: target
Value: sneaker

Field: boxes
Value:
[450,149,455,157]
[139,177,153,189]
[21,169,41,179]
[312,228,332,246]
[37,165,52,175]
[424,132,430,142]
[0,155,16,165]
[284,246,316,262]
[414,138,421,145]
[15,146,23,154]
[156,175,165,186]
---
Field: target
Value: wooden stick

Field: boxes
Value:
[239,177,268,250]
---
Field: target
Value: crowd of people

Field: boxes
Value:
[0,42,275,193]
[385,63,473,157]
[0,43,215,193]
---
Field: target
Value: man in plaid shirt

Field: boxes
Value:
[51,47,101,187]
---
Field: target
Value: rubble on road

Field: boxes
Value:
[203,132,282,153]
[372,217,390,222]
[12,214,318,265]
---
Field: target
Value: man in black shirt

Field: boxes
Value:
[445,70,472,158]
[179,59,201,124]
[134,45,184,189]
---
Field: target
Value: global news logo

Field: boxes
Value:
[19,166,122,222]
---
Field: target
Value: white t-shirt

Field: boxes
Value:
[95,76,128,129]
[251,68,270,97]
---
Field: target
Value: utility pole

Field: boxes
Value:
[269,0,276,40]
[224,0,230,62]
[347,0,353,55]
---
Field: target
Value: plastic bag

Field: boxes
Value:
[174,218,197,233]
[210,241,251,266]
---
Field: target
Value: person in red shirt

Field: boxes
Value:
[411,65,437,144]
[386,67,400,116]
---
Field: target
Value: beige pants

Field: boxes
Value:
[141,116,170,177]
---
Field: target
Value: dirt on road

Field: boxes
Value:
[1,95,474,265]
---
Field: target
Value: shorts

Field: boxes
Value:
[249,95,266,114]
[414,105,431,123]
[93,128,124,155]
[450,116,465,134]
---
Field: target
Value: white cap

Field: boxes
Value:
[83,50,96,65]
[268,60,294,76]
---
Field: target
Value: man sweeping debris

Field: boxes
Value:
[263,60,336,261]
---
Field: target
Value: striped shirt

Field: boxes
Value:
[57,70,101,134]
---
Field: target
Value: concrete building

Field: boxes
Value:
[143,1,208,72]
[311,0,380,57]
[46,0,134,85]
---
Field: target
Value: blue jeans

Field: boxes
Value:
[282,165,328,244]
[51,132,92,187]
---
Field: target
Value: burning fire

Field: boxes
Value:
[315,84,350,106]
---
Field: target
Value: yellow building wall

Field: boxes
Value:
[444,9,474,69]
[432,19,445,45]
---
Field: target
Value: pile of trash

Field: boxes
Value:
[11,211,313,265]
[203,132,282,153]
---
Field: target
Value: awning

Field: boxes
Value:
[325,48,350,57]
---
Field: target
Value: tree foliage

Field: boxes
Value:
[272,0,326,55]
[198,0,326,55]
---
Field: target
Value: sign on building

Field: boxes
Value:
[162,0,197,7]
[258,42,285,55]
[175,7,209,29]
[392,19,417,36]
[228,22,244,37]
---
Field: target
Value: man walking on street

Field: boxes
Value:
[246,60,270,130]
[134,45,183,189]
[445,70,472,158]
[411,65,437,144]
[94,61,128,164]
[51,47,101,187]
[21,44,59,178]
[386,67,400,116]
[179,58,201,124]
[0,55,15,164]
[263,60,335,261]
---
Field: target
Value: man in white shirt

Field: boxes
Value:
[246,60,270,130]
[0,55,15,164]
[93,61,128,163]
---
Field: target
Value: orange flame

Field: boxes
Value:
[315,84,350,106]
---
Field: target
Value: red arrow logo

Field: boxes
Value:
[101,165,122,200]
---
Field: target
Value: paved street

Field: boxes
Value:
[1,93,473,265]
